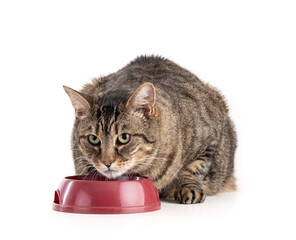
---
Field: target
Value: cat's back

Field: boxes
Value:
[115,55,203,91]
[125,56,228,115]
[84,56,201,96]
[83,56,228,117]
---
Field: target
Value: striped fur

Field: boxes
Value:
[65,56,237,204]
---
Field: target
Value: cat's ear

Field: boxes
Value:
[126,82,156,115]
[63,86,91,119]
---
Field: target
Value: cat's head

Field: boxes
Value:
[64,83,160,179]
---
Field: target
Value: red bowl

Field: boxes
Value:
[52,175,161,214]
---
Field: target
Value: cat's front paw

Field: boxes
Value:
[174,187,206,204]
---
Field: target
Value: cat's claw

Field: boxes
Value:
[174,187,206,204]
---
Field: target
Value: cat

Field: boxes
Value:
[63,56,237,204]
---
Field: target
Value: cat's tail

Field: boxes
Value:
[220,173,237,193]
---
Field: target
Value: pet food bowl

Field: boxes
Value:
[52,175,160,214]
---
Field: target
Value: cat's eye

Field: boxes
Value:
[117,133,131,145]
[88,135,100,145]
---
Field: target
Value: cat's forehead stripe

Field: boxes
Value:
[98,105,119,135]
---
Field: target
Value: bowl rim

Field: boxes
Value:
[64,174,149,183]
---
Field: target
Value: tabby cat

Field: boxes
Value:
[64,56,237,204]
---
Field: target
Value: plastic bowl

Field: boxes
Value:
[52,175,160,214]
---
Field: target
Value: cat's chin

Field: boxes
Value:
[100,169,126,179]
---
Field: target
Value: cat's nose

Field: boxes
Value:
[102,160,115,168]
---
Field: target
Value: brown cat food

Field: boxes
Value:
[64,56,237,204]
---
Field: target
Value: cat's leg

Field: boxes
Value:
[174,159,210,204]
[203,119,237,195]
[174,144,216,204]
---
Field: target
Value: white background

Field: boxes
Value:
[0,0,295,239]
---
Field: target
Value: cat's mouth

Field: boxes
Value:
[101,169,125,179]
